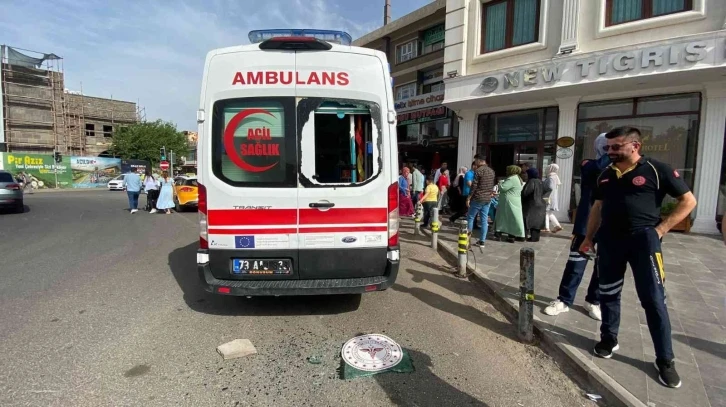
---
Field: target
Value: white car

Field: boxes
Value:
[108,175,125,191]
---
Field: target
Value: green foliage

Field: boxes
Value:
[661,201,677,215]
[110,120,189,166]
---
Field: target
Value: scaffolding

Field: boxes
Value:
[2,44,144,156]
[0,45,65,152]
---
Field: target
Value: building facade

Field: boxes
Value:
[1,45,139,157]
[354,0,459,174]
[444,0,726,234]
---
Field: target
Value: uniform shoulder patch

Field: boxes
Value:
[673,169,680,178]
[581,159,590,166]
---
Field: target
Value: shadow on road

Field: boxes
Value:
[0,205,31,215]
[168,241,362,316]
[374,348,488,407]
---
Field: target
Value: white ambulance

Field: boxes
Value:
[196,30,400,296]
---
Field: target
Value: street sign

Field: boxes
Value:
[160,161,170,171]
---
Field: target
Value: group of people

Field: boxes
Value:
[122,170,176,214]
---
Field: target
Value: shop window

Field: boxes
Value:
[578,100,634,120]
[486,109,545,143]
[395,83,417,101]
[85,123,95,137]
[396,40,419,63]
[421,118,450,140]
[606,0,693,26]
[571,93,701,211]
[299,100,378,185]
[480,0,540,54]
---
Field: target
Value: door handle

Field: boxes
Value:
[309,202,335,208]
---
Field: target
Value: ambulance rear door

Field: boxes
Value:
[295,50,394,279]
[203,49,300,281]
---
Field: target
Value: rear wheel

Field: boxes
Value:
[175,199,182,213]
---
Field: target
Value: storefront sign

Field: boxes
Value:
[397,106,447,125]
[423,25,444,45]
[479,40,712,94]
[556,136,575,148]
[395,90,445,113]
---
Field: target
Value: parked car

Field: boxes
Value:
[107,174,126,191]
[0,170,24,213]
[173,176,198,212]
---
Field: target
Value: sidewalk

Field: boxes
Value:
[413,218,725,407]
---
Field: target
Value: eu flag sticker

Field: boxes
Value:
[235,236,255,249]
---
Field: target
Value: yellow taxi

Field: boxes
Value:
[173,176,198,212]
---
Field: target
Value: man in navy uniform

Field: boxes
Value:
[545,133,609,320]
[580,127,697,388]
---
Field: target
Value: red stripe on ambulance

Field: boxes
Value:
[207,209,297,226]
[299,208,387,225]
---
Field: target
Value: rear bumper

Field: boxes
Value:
[197,251,400,296]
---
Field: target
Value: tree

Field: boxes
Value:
[110,120,189,166]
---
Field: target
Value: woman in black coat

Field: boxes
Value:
[521,167,549,242]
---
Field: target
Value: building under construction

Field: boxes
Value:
[0,45,144,156]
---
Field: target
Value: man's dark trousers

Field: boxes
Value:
[597,228,673,360]
[557,234,599,306]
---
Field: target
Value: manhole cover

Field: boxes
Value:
[341,334,403,372]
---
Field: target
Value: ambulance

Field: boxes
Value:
[196,30,400,296]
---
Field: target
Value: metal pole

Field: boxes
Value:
[414,202,422,235]
[457,219,469,277]
[518,247,535,343]
[170,150,174,177]
[430,207,439,249]
[53,151,59,189]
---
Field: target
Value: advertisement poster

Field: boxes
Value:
[121,159,150,175]
[71,156,121,188]
[2,153,72,189]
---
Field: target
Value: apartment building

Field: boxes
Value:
[444,0,726,234]
[354,0,458,173]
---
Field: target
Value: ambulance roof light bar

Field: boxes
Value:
[248,29,353,46]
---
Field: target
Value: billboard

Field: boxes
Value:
[1,153,72,189]
[121,159,150,175]
[71,156,121,188]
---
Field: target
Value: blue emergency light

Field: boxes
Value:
[248,29,352,46]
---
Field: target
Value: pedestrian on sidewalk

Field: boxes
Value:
[521,167,547,242]
[418,176,439,228]
[156,171,176,215]
[493,165,525,243]
[437,169,450,212]
[143,170,159,213]
[543,164,563,233]
[465,158,496,247]
[399,167,414,217]
[580,126,697,389]
[412,165,425,204]
[545,133,609,321]
[449,166,468,222]
[123,170,142,214]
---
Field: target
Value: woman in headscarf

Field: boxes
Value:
[493,165,526,243]
[449,166,468,222]
[543,163,563,233]
[398,167,414,217]
[521,167,547,242]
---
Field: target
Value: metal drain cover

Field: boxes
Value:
[341,334,403,372]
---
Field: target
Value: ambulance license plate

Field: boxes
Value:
[232,259,292,275]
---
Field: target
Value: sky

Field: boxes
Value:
[0,0,431,131]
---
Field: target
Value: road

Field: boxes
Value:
[0,191,592,407]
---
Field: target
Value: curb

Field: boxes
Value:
[420,226,646,407]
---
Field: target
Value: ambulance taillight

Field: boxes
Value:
[388,181,399,247]
[198,183,208,249]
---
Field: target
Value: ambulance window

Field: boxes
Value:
[298,99,380,186]
[211,98,296,187]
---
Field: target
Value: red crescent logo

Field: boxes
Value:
[223,108,279,173]
[632,176,646,186]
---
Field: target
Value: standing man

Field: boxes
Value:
[580,127,696,388]
[451,161,477,223]
[545,133,609,320]
[123,169,143,214]
[434,162,448,185]
[466,158,496,247]
[412,165,425,204]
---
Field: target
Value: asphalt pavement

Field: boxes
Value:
[0,191,595,406]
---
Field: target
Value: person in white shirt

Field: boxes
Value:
[143,170,160,213]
